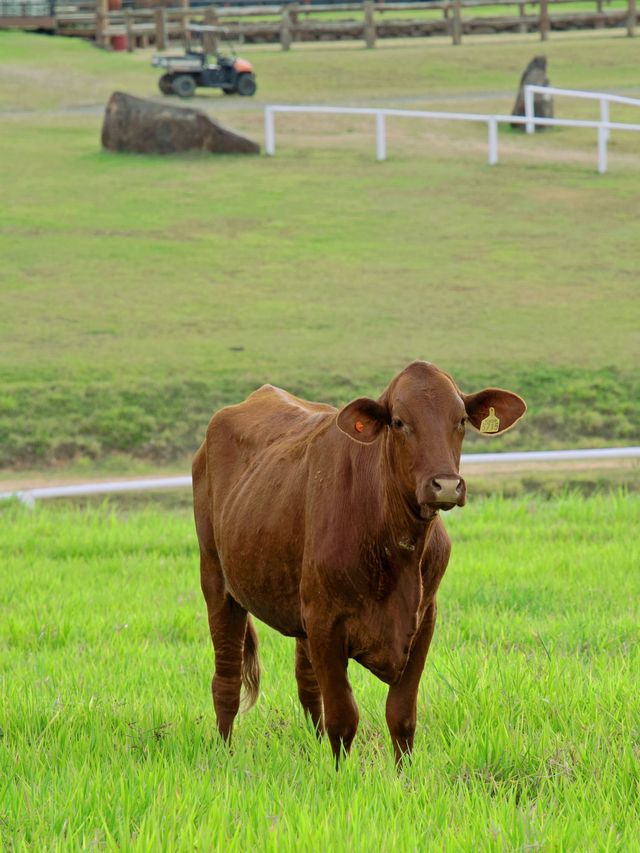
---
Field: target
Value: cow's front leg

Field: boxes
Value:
[306,624,359,767]
[385,600,437,766]
[295,638,324,735]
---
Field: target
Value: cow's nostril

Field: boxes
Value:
[429,477,463,503]
[432,477,461,492]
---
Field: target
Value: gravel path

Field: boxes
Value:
[0,90,521,119]
[3,83,640,119]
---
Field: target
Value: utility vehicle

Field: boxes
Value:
[152,49,257,98]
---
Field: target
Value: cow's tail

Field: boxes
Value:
[241,616,261,711]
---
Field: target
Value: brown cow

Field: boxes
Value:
[192,361,526,765]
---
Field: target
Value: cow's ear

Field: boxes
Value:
[336,397,390,444]
[462,388,526,436]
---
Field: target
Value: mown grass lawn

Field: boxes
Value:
[3,29,640,109]
[1,32,639,471]
[1,493,638,849]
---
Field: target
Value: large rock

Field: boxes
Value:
[101,91,260,154]
[511,56,553,131]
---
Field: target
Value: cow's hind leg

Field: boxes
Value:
[194,447,258,743]
[295,639,324,734]
[200,549,249,741]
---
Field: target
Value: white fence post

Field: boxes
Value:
[524,86,535,134]
[487,118,498,165]
[597,124,608,174]
[375,112,386,161]
[600,98,610,142]
[265,107,275,156]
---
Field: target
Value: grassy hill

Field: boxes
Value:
[1,31,639,471]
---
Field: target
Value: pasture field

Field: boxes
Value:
[3,31,640,110]
[1,493,639,849]
[1,32,639,473]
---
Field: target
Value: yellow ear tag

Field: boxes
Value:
[480,407,500,433]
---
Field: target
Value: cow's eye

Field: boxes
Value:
[459,417,467,429]
[392,418,404,430]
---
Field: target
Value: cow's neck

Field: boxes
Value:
[359,432,433,561]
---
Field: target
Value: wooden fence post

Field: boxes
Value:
[595,0,604,28]
[281,4,292,50]
[452,0,462,45]
[155,6,167,50]
[125,8,134,51]
[627,0,637,35]
[539,0,550,40]
[204,7,218,53]
[180,0,189,48]
[95,0,108,48]
[518,2,526,33]
[364,1,376,48]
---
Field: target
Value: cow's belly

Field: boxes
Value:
[347,563,426,684]
[220,550,305,637]
[353,620,417,684]
[354,651,408,685]
[214,464,307,637]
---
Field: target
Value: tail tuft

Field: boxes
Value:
[241,617,261,711]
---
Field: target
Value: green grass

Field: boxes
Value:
[1,32,639,471]
[230,0,629,25]
[3,30,640,110]
[1,494,638,848]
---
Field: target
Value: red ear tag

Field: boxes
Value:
[354,420,365,433]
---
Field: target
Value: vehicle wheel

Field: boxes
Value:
[236,74,257,97]
[158,74,174,95]
[172,75,196,98]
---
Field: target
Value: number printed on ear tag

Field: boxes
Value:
[480,407,500,433]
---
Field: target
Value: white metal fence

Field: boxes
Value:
[524,84,640,137]
[2,447,638,506]
[264,98,640,174]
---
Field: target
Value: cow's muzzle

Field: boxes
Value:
[419,476,466,515]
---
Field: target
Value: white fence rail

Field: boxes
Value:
[524,84,640,137]
[264,102,640,174]
[2,447,638,506]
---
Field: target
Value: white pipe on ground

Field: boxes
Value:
[2,449,638,505]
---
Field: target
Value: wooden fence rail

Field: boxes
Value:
[3,0,637,48]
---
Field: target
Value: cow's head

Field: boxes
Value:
[336,361,526,519]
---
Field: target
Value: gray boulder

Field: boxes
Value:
[511,56,553,131]
[101,91,260,154]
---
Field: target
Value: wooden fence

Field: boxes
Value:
[2,0,637,49]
